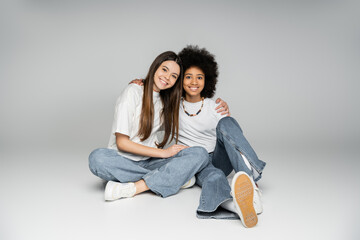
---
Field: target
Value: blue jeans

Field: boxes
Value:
[196,117,266,219]
[89,146,209,198]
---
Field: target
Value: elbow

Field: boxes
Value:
[115,133,129,152]
[116,140,127,152]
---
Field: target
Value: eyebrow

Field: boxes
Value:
[185,73,204,77]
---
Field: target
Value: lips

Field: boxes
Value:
[188,86,199,92]
[159,78,168,86]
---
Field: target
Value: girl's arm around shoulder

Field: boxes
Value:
[209,98,229,121]
[214,97,230,116]
[115,133,188,159]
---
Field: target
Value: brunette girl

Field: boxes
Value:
[89,51,209,200]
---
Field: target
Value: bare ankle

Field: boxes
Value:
[134,179,149,195]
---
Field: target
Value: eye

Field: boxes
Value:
[162,68,167,72]
[197,76,203,80]
[172,75,178,79]
[185,76,191,79]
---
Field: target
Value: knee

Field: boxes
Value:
[191,146,208,155]
[88,148,107,173]
[217,116,242,133]
[186,146,209,167]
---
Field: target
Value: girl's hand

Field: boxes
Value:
[129,79,144,86]
[215,98,230,116]
[162,144,188,158]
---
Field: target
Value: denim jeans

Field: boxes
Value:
[89,146,209,198]
[196,117,266,219]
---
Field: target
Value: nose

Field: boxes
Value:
[190,77,197,85]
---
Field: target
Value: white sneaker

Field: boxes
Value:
[231,171,258,228]
[181,176,196,189]
[254,187,263,215]
[104,181,136,201]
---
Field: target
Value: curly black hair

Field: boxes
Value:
[178,45,218,98]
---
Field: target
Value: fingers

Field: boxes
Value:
[172,144,188,153]
[216,105,228,112]
[173,144,188,150]
[172,146,183,155]
[129,79,144,86]
[220,110,230,116]
[216,100,229,116]
[220,109,228,115]
[216,107,224,113]
[165,144,189,158]
[221,102,228,111]
[215,99,227,111]
[178,145,189,150]
[215,100,223,110]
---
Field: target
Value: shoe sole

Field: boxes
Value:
[232,172,258,228]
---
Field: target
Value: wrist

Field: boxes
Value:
[158,149,166,158]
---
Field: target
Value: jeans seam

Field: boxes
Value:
[218,127,263,175]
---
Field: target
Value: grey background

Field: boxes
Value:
[1,0,359,240]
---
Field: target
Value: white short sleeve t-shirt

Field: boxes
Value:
[107,84,163,161]
[178,98,226,153]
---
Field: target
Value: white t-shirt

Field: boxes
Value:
[178,98,226,153]
[107,84,163,161]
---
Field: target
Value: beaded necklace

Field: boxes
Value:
[181,97,204,117]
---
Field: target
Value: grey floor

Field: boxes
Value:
[1,1,359,239]
[1,148,359,240]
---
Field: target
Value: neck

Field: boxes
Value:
[185,94,202,103]
[153,83,160,93]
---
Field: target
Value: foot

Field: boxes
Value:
[181,176,196,189]
[104,181,136,201]
[231,171,258,228]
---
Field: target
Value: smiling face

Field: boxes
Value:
[183,66,205,102]
[153,60,180,92]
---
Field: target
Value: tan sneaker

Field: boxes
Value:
[231,171,258,228]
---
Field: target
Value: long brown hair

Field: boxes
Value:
[138,51,183,148]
